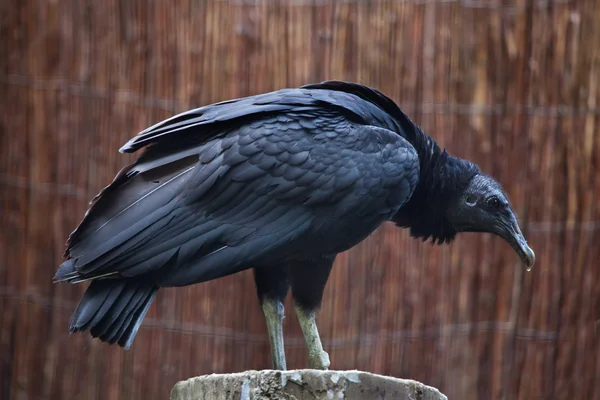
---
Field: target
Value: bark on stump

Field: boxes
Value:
[170,369,448,400]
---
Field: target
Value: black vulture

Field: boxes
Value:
[54,81,535,370]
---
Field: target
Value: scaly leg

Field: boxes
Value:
[294,303,330,370]
[261,299,287,370]
[289,254,336,370]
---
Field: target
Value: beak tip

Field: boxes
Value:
[522,246,535,270]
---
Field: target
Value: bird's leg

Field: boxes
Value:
[261,299,287,370]
[294,303,330,370]
[289,254,336,370]
[253,266,290,370]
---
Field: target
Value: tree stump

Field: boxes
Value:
[170,369,448,400]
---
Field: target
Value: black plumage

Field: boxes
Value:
[54,81,534,367]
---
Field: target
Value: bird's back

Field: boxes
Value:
[118,81,413,154]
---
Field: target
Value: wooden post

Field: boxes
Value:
[170,369,447,400]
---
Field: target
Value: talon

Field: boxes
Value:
[309,350,330,370]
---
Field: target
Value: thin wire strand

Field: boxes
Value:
[2,73,598,116]
[0,287,559,346]
[212,0,573,12]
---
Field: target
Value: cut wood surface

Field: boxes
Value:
[170,370,448,400]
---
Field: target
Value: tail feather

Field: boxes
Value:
[69,279,158,350]
[71,283,127,335]
[96,284,147,343]
[104,290,150,345]
[119,292,156,349]
[77,283,125,331]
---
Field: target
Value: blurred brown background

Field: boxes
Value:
[1,0,599,399]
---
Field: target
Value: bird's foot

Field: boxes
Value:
[308,349,330,370]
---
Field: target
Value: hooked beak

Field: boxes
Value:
[494,212,535,269]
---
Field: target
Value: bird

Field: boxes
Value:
[53,80,535,371]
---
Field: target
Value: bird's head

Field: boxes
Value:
[446,173,535,269]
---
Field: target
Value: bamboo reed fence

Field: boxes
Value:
[1,0,599,399]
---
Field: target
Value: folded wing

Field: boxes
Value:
[57,89,420,288]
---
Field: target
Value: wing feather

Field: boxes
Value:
[59,100,420,288]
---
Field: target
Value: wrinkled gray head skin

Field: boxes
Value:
[447,174,535,268]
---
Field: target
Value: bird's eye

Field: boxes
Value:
[486,196,501,209]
